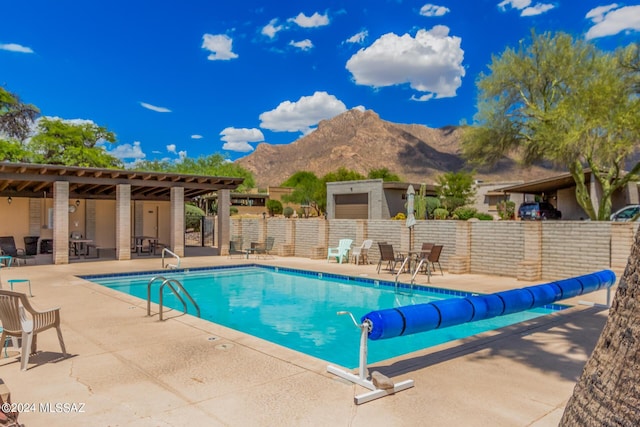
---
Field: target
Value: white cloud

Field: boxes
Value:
[520,3,554,16]
[346,30,368,44]
[220,127,265,152]
[345,26,465,99]
[167,144,176,153]
[140,102,171,113]
[178,150,187,160]
[288,12,330,28]
[411,93,435,102]
[259,91,347,134]
[201,34,239,60]
[191,134,203,139]
[108,141,146,161]
[585,4,640,40]
[420,4,450,17]
[290,39,313,50]
[262,18,285,38]
[0,43,34,53]
[497,0,555,16]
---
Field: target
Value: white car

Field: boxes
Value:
[610,205,640,221]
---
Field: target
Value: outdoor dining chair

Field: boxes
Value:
[0,289,67,371]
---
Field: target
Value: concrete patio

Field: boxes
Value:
[0,253,615,426]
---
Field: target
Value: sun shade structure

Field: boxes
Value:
[0,162,243,201]
[0,162,244,263]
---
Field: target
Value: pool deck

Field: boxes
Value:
[0,254,614,426]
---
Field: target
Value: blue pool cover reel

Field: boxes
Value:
[362,269,616,341]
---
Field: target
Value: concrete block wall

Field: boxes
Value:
[541,222,611,279]
[227,218,638,280]
[470,221,525,275]
[327,219,359,248]
[414,221,457,265]
[294,220,325,258]
[264,218,289,255]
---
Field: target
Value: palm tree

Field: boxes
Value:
[560,230,640,424]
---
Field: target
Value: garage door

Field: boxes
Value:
[335,193,368,219]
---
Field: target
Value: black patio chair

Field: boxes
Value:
[0,237,30,266]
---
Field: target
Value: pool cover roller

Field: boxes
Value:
[362,269,616,341]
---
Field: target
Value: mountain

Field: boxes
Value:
[235,109,560,187]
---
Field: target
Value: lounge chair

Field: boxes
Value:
[351,239,373,264]
[228,239,247,259]
[0,289,67,371]
[327,239,353,264]
[0,237,29,266]
[376,243,404,274]
[251,236,275,259]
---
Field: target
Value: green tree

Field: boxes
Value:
[462,32,640,220]
[368,167,401,181]
[0,87,39,143]
[28,117,122,167]
[436,171,475,212]
[281,171,323,216]
[135,153,255,190]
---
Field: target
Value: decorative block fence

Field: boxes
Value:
[229,218,639,281]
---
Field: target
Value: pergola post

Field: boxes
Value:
[217,189,230,255]
[52,181,70,265]
[170,187,185,257]
[116,184,131,260]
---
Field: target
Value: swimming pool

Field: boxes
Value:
[82,265,565,368]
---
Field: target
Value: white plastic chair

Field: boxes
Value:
[327,239,353,264]
[351,239,373,264]
[0,290,67,371]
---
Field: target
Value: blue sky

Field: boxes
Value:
[1,1,639,165]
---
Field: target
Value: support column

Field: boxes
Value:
[53,181,70,265]
[448,221,471,274]
[217,189,231,255]
[517,221,542,281]
[310,219,329,259]
[170,187,185,257]
[116,185,131,260]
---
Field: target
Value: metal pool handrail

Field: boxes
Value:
[146,276,200,320]
[158,278,200,321]
[162,247,181,269]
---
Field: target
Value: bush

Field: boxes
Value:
[283,207,294,218]
[266,199,283,216]
[453,206,478,220]
[433,208,449,219]
[474,212,494,220]
[185,204,205,231]
[230,207,238,216]
[393,212,406,220]
[497,200,516,220]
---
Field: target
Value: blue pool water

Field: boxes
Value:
[82,265,565,368]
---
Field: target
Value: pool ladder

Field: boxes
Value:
[394,256,431,295]
[147,276,200,321]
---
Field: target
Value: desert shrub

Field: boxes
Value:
[474,212,494,220]
[433,208,449,219]
[426,196,441,219]
[266,199,283,216]
[393,212,406,220]
[453,206,478,220]
[230,206,238,216]
[283,206,294,218]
